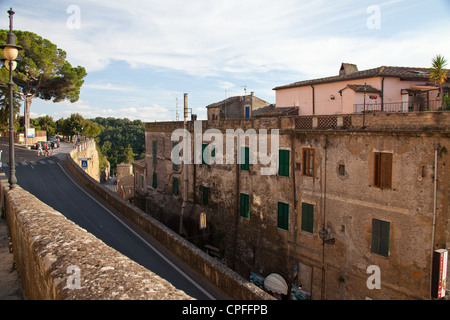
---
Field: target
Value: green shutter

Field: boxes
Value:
[173,142,179,171]
[372,219,390,257]
[240,193,249,218]
[202,186,209,206]
[301,203,314,233]
[277,202,289,230]
[279,150,290,177]
[173,178,179,195]
[152,141,157,165]
[152,172,157,188]
[241,147,249,171]
[202,144,208,165]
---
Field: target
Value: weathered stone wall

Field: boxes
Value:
[70,139,101,182]
[145,111,450,300]
[0,174,192,300]
[63,154,273,300]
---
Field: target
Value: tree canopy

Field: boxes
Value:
[0,30,87,129]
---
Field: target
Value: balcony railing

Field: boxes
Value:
[354,100,448,114]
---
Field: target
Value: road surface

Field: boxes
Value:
[0,142,226,300]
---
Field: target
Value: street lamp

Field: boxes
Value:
[1,8,22,189]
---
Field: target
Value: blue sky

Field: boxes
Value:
[2,0,450,121]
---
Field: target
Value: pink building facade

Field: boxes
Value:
[274,63,447,116]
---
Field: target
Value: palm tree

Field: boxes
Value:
[429,55,449,109]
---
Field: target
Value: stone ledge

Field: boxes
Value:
[1,175,192,300]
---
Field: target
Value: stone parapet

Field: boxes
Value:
[0,174,192,300]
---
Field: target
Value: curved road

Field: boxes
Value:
[1,142,226,300]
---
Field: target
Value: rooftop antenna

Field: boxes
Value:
[175,97,179,121]
[242,85,247,95]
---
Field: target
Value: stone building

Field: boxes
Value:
[206,92,271,120]
[139,111,449,300]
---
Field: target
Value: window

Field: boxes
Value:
[173,142,179,171]
[302,148,315,177]
[279,149,290,177]
[374,153,392,189]
[173,178,179,195]
[371,219,390,257]
[240,147,250,171]
[152,141,157,165]
[202,186,209,206]
[338,164,345,176]
[140,175,144,190]
[301,202,314,233]
[240,193,249,218]
[202,144,215,165]
[245,107,250,119]
[152,172,157,188]
[277,202,289,230]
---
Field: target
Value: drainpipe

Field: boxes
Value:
[381,77,385,112]
[311,85,315,115]
[430,140,440,299]
[179,93,189,236]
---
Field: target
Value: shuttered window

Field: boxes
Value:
[152,141,157,165]
[279,149,290,177]
[301,202,314,233]
[241,147,250,171]
[173,142,179,171]
[302,148,314,177]
[374,153,392,189]
[371,219,390,257]
[240,193,249,218]
[202,186,209,206]
[277,202,289,230]
[173,178,179,195]
[152,172,157,188]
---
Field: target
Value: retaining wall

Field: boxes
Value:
[63,153,274,300]
[0,174,193,300]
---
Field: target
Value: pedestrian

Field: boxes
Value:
[37,143,43,156]
[44,143,49,157]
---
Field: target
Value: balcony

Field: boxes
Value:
[354,100,448,113]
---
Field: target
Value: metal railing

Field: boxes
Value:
[354,100,448,113]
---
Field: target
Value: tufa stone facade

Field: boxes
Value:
[141,112,450,300]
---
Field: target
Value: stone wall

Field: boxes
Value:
[0,174,192,300]
[144,111,450,300]
[63,154,273,300]
[70,139,101,182]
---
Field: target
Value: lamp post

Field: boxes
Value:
[1,8,22,189]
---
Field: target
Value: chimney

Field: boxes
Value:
[339,63,358,76]
[183,93,188,123]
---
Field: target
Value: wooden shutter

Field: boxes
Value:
[371,219,390,257]
[173,178,179,195]
[152,141,157,165]
[240,193,249,218]
[241,147,249,171]
[301,202,314,233]
[381,153,392,189]
[277,202,289,230]
[279,150,290,177]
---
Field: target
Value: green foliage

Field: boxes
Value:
[91,117,145,169]
[55,114,145,170]
[32,115,56,137]
[0,30,87,128]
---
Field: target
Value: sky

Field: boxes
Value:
[1,0,450,122]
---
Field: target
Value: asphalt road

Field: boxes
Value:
[0,142,226,300]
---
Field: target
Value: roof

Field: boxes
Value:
[253,105,299,117]
[273,65,437,90]
[339,84,382,94]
